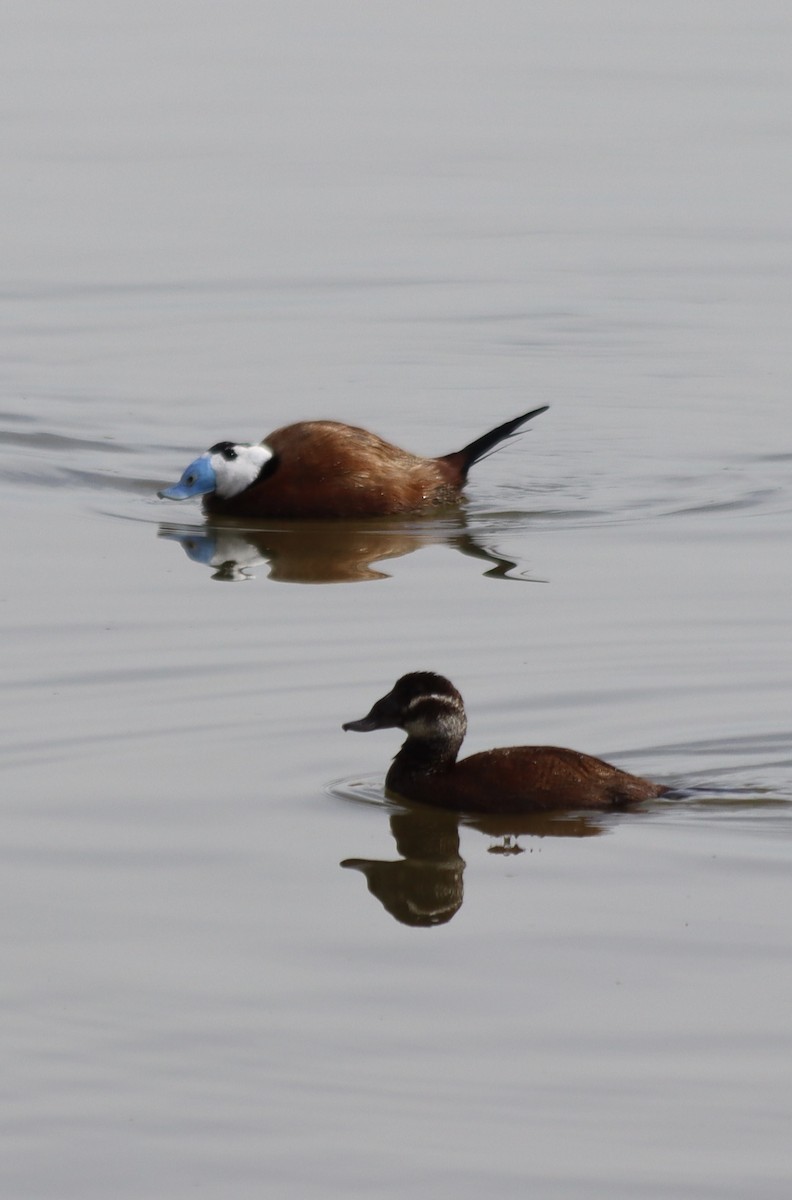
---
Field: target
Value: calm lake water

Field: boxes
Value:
[2,2,792,1197]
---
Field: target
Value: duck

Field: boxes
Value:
[157,407,548,518]
[342,672,668,814]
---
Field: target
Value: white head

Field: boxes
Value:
[158,441,275,501]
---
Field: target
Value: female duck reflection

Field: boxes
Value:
[157,516,533,584]
[340,806,609,928]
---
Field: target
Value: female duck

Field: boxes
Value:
[158,407,547,519]
[343,672,667,814]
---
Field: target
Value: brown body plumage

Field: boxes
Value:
[206,420,459,518]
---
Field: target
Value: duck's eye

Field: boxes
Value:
[222,447,238,461]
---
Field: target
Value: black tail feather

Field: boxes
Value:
[447,405,548,478]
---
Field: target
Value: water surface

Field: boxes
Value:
[2,3,792,1197]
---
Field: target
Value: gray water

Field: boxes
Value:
[2,3,792,1197]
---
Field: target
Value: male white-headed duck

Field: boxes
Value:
[158,408,548,518]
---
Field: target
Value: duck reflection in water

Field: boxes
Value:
[341,806,609,928]
[157,514,536,584]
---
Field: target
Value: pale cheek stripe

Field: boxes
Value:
[405,693,460,712]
